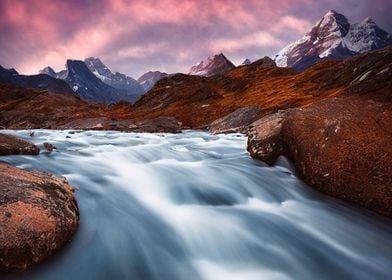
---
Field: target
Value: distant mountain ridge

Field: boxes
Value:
[0,65,74,95]
[274,10,392,71]
[63,59,140,104]
[84,57,144,99]
[137,71,168,92]
[40,58,145,103]
[188,53,235,76]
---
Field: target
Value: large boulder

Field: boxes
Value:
[0,133,40,155]
[0,163,79,271]
[248,95,392,217]
[210,106,261,134]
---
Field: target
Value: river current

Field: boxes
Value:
[1,130,391,280]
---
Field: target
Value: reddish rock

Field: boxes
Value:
[43,142,55,152]
[0,133,40,155]
[210,106,261,134]
[0,163,79,271]
[248,95,392,217]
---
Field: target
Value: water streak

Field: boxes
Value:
[1,130,391,280]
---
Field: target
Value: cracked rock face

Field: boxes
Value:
[0,163,79,271]
[247,95,392,217]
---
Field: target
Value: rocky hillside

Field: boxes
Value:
[0,47,390,132]
[274,10,392,71]
[127,46,391,127]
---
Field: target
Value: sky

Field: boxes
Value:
[0,0,391,79]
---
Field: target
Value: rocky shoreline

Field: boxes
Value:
[0,136,79,271]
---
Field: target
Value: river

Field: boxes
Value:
[1,130,391,280]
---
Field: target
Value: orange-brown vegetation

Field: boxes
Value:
[0,47,390,129]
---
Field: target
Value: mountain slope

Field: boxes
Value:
[84,57,144,100]
[64,60,136,104]
[274,10,392,71]
[0,66,74,95]
[137,71,168,92]
[126,46,391,127]
[188,53,235,76]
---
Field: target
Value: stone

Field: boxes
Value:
[0,133,40,156]
[210,106,261,134]
[247,95,392,217]
[0,163,79,271]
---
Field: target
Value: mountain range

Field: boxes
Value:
[0,10,390,104]
[274,10,392,71]
[0,66,74,95]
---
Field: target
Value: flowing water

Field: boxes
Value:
[1,130,392,280]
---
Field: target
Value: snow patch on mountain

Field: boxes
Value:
[188,53,235,77]
[274,10,392,71]
[137,71,168,92]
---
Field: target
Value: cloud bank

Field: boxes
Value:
[0,0,390,78]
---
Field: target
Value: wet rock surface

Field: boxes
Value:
[0,134,40,155]
[0,163,79,271]
[43,142,55,152]
[210,106,261,134]
[248,95,392,217]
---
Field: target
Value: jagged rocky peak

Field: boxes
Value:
[252,56,276,67]
[313,10,350,38]
[84,57,112,78]
[65,59,89,76]
[188,53,235,77]
[137,71,168,92]
[39,66,57,77]
[84,57,144,95]
[242,59,251,65]
[274,10,392,71]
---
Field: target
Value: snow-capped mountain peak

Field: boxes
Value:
[188,53,235,77]
[137,71,168,92]
[315,10,350,38]
[242,59,251,65]
[84,57,144,97]
[274,10,392,71]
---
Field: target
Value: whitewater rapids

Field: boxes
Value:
[1,130,391,280]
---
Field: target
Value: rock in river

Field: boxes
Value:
[0,163,79,271]
[248,95,392,217]
[0,133,40,155]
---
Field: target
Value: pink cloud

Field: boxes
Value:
[0,0,390,77]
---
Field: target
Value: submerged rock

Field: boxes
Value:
[43,142,56,152]
[0,133,40,155]
[0,163,79,271]
[248,95,392,217]
[210,106,261,134]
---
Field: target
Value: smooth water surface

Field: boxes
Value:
[1,130,391,280]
